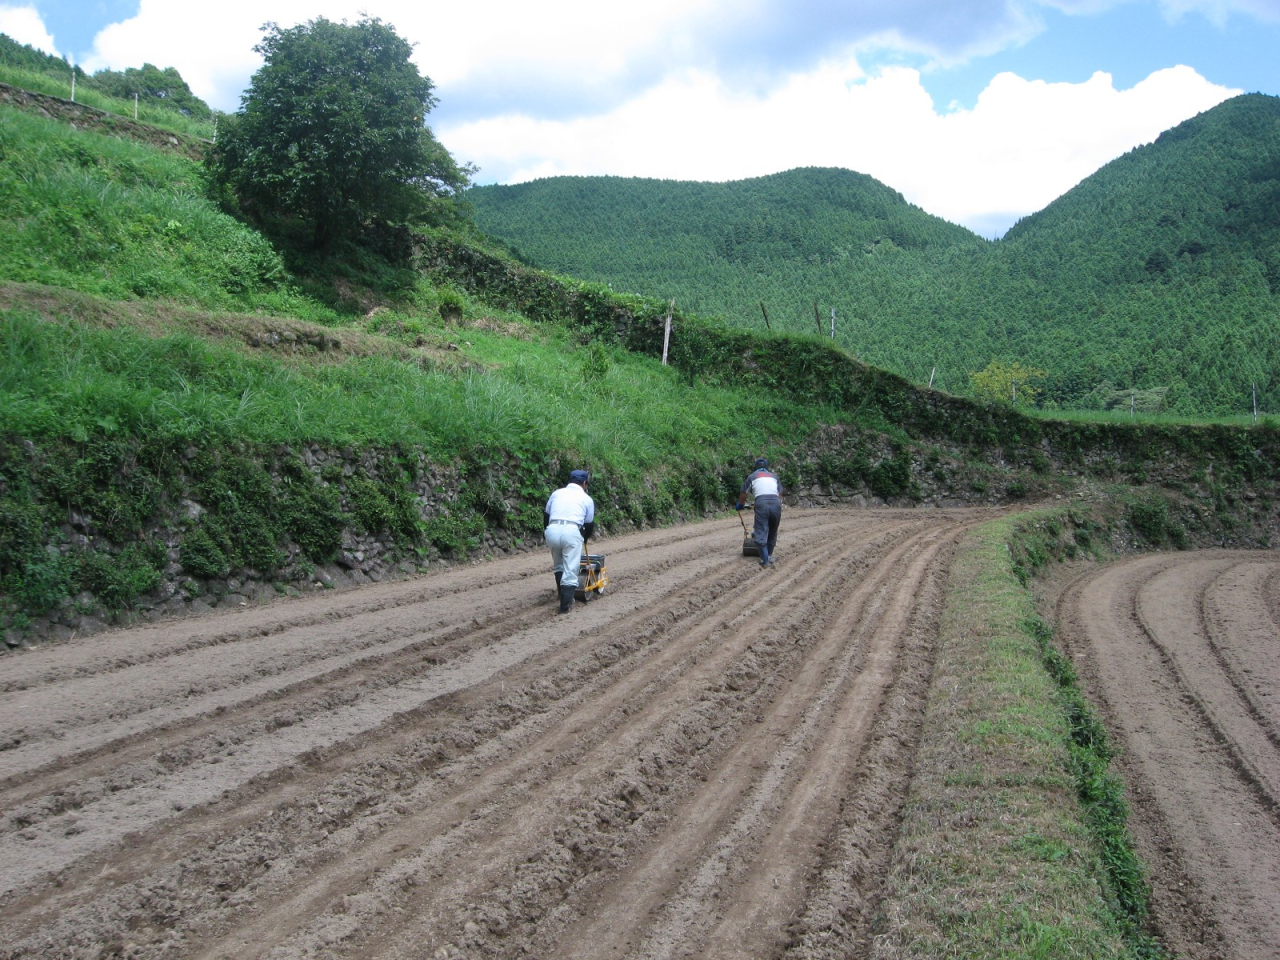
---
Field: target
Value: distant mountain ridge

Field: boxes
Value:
[467,94,1280,416]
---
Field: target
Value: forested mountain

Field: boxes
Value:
[467,94,1280,415]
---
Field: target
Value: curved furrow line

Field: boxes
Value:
[1200,560,1280,750]
[1056,554,1280,960]
[1133,557,1280,819]
[1262,564,1280,630]
[2,519,921,957]
[1051,560,1231,960]
[178,520,916,960]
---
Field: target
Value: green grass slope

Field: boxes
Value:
[0,31,215,139]
[466,94,1280,416]
[3,92,1278,640]
[0,71,1274,960]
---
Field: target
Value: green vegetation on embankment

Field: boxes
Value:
[0,55,1269,960]
[876,510,1162,959]
[0,31,216,139]
[2,92,1279,640]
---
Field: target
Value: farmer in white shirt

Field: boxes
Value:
[736,457,782,567]
[544,469,595,613]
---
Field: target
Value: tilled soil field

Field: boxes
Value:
[4,508,1276,960]
[0,507,996,960]
[1056,551,1280,960]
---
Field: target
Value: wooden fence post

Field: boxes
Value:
[661,299,674,366]
[759,301,771,331]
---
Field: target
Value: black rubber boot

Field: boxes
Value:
[558,584,576,614]
[555,570,562,592]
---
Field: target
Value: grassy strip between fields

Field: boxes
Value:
[872,512,1161,959]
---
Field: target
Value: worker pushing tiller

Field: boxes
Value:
[544,468,596,614]
[736,457,782,567]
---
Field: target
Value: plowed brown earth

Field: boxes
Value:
[1056,551,1280,960]
[1,507,991,960]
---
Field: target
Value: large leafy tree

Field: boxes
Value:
[208,16,471,248]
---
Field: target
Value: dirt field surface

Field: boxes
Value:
[6,508,1278,960]
[1056,550,1280,960]
[1,507,996,960]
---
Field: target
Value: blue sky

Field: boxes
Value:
[3,0,1278,235]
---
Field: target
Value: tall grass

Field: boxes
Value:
[872,513,1159,959]
[0,308,823,478]
[1030,405,1277,429]
[0,107,341,318]
[0,65,216,139]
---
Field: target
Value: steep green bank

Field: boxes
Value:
[2,98,1278,643]
[420,232,1280,495]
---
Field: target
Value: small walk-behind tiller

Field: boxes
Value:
[575,553,610,604]
[738,510,761,557]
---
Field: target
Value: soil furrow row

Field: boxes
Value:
[2,514,921,957]
[0,543,772,926]
[1201,562,1280,742]
[184,519,912,960]
[1134,560,1280,819]
[617,532,956,960]
[1056,551,1280,960]
[528,525,949,960]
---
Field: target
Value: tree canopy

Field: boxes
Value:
[92,64,212,120]
[970,361,1046,408]
[207,15,471,248]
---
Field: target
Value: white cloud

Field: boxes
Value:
[1157,0,1280,22]
[0,4,58,56]
[73,0,723,113]
[50,0,1255,233]
[443,60,1239,234]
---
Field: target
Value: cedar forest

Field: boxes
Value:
[466,95,1280,418]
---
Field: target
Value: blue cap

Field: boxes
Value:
[569,469,590,485]
[754,457,769,468]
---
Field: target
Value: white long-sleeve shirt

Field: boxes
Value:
[545,483,595,525]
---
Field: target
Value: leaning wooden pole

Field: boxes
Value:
[760,301,771,331]
[661,299,674,365]
[814,301,822,336]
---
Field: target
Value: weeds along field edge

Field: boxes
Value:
[873,509,1160,960]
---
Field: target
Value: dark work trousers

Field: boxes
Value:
[752,496,781,553]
